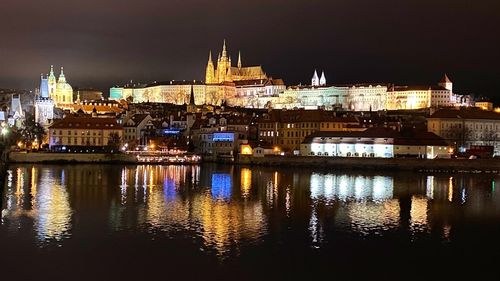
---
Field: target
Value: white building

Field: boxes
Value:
[123,114,153,145]
[35,74,54,126]
[301,127,450,159]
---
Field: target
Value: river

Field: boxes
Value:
[1,164,499,280]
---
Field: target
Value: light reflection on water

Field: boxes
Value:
[1,164,500,256]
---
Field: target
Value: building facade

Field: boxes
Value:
[48,116,123,150]
[427,108,500,155]
[301,128,450,159]
[205,40,267,84]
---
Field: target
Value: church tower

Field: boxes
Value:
[320,71,326,86]
[205,51,215,84]
[439,74,453,92]
[311,70,319,86]
[35,70,54,127]
[187,85,197,113]
[217,40,231,83]
[48,65,57,100]
[237,51,242,69]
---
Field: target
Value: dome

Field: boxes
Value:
[56,67,74,104]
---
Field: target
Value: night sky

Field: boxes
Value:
[0,0,499,101]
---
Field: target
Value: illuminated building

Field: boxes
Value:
[230,78,286,108]
[205,40,267,84]
[35,73,55,126]
[275,71,387,111]
[110,80,206,104]
[301,127,450,158]
[475,101,494,111]
[257,109,360,152]
[8,93,24,127]
[47,66,74,107]
[386,75,456,110]
[240,144,253,155]
[427,107,500,155]
[64,100,125,115]
[48,116,124,151]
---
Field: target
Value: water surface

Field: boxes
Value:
[1,164,499,280]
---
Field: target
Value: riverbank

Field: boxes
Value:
[236,155,500,173]
[9,152,138,164]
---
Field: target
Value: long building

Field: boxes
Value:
[427,108,500,155]
[301,127,450,159]
[48,116,124,151]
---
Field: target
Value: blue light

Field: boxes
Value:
[163,129,181,135]
[211,173,232,200]
[213,132,234,142]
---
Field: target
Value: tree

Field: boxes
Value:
[19,113,46,150]
[106,132,122,153]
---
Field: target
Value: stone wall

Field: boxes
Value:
[9,152,138,164]
[237,155,500,173]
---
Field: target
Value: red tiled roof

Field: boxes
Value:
[429,108,500,120]
[50,116,123,129]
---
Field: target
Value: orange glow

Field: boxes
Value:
[240,145,253,155]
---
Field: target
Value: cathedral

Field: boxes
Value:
[48,65,74,106]
[35,65,74,126]
[205,40,267,84]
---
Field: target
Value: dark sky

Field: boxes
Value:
[0,0,499,101]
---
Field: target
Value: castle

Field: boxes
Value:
[205,40,267,84]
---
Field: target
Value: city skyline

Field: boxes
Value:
[0,0,499,102]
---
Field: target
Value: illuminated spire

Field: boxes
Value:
[205,51,215,84]
[312,70,319,86]
[237,51,242,68]
[320,71,326,86]
[49,65,54,76]
[222,39,227,58]
[58,67,66,83]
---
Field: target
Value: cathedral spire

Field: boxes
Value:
[50,65,54,75]
[205,51,215,84]
[222,39,227,58]
[189,85,195,105]
[237,51,242,68]
[312,70,319,86]
[320,71,326,86]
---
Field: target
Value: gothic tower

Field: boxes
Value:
[217,40,231,83]
[320,71,326,86]
[48,65,57,100]
[35,73,54,126]
[205,51,215,84]
[311,70,319,86]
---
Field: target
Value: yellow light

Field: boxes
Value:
[273,146,280,152]
[241,145,253,155]
[448,147,454,154]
